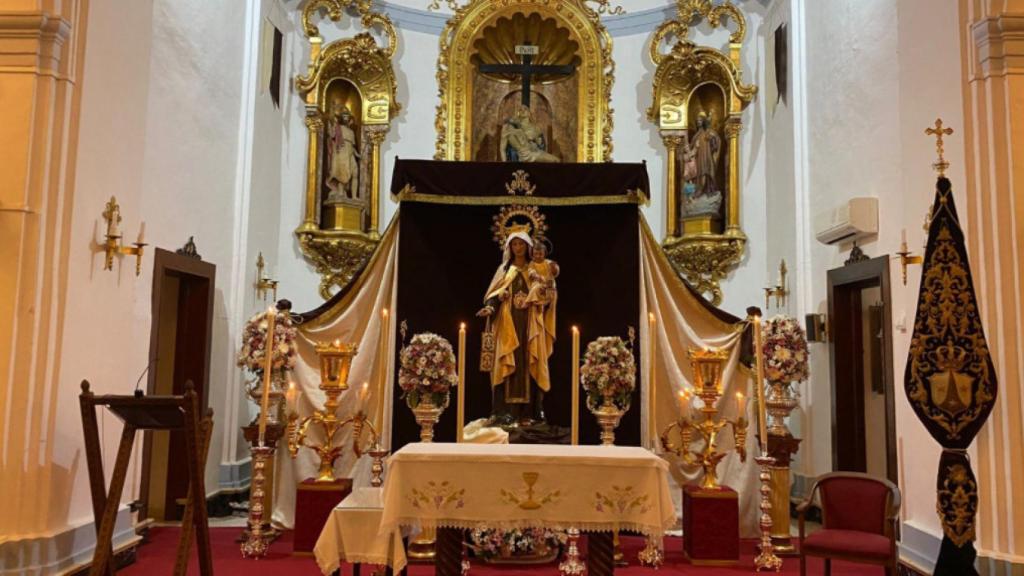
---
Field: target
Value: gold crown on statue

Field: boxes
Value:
[491,205,549,247]
[506,223,533,236]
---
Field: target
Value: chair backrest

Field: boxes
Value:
[814,472,900,536]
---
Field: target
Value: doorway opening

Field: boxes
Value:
[827,255,897,483]
[140,248,216,522]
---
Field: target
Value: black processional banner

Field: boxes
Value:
[391,160,647,451]
[904,177,997,576]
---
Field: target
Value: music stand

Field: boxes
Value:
[79,380,214,575]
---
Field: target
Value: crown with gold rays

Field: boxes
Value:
[491,205,549,248]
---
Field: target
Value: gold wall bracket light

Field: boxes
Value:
[895,234,923,286]
[100,196,146,276]
[763,259,788,310]
[255,252,279,303]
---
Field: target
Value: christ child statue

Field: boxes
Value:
[526,242,559,307]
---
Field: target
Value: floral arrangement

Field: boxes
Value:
[469,525,564,561]
[762,315,810,383]
[237,309,298,377]
[580,336,637,411]
[398,332,458,409]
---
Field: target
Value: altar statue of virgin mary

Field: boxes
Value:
[476,225,556,427]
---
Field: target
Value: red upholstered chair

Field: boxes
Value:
[797,472,901,576]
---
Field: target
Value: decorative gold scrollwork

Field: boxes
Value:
[649,1,756,304]
[295,0,400,299]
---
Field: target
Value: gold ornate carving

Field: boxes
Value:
[662,235,745,306]
[649,1,756,303]
[491,204,548,246]
[434,0,616,162]
[295,0,400,299]
[505,170,536,195]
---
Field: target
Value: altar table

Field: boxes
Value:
[379,443,675,576]
[314,488,407,575]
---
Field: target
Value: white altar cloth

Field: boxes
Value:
[314,487,407,575]
[379,443,676,537]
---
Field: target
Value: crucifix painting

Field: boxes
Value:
[469,13,582,162]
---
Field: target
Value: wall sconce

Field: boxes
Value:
[895,230,923,286]
[763,259,788,310]
[255,252,278,302]
[101,196,146,276]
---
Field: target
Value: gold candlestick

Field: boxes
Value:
[659,347,747,489]
[288,341,382,482]
[754,454,783,572]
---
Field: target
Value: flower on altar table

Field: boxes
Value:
[762,315,810,383]
[580,336,637,411]
[398,332,458,408]
[468,525,565,560]
[236,309,298,377]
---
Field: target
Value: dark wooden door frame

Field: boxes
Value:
[139,248,216,520]
[826,255,897,484]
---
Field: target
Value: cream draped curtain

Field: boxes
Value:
[275,212,759,537]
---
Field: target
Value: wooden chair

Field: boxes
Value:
[797,471,901,576]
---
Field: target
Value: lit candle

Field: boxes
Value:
[648,312,657,449]
[375,308,389,436]
[357,381,370,414]
[258,306,277,445]
[457,322,466,443]
[572,326,580,446]
[286,381,299,416]
[736,391,746,419]
[752,315,769,454]
[677,390,688,420]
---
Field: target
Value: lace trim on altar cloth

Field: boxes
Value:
[385,517,676,538]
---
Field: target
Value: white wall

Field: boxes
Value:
[764,0,967,569]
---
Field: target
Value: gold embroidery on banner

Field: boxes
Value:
[594,485,651,515]
[500,472,561,510]
[936,463,977,547]
[409,481,466,511]
[906,225,995,440]
[505,170,537,196]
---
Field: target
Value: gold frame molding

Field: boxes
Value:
[433,0,617,162]
[295,0,401,299]
[648,0,756,306]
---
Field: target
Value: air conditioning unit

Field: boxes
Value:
[814,197,878,245]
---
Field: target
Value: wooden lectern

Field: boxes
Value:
[79,380,214,575]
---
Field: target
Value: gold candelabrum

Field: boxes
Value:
[763,260,788,310]
[288,341,387,485]
[100,196,146,276]
[660,348,748,490]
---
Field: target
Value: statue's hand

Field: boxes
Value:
[476,306,494,318]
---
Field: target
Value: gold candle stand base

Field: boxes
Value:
[754,455,783,572]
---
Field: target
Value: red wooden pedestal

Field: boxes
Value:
[682,484,739,565]
[293,478,352,554]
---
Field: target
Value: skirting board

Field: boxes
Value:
[218,457,251,491]
[0,506,137,576]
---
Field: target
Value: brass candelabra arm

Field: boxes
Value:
[730,417,748,462]
[288,414,315,458]
[660,418,700,466]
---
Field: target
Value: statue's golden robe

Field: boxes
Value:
[484,264,555,402]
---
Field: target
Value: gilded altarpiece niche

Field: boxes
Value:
[648,0,756,306]
[295,0,401,299]
[434,0,620,163]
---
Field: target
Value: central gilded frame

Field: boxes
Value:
[434,0,615,162]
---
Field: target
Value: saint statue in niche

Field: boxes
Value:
[500,105,560,163]
[682,111,723,217]
[325,98,360,204]
[476,226,558,427]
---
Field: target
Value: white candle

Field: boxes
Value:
[648,312,657,449]
[375,308,389,435]
[572,326,580,446]
[736,391,746,419]
[286,381,299,415]
[258,306,276,445]
[901,228,907,245]
[677,390,688,420]
[457,322,466,443]
[137,221,146,244]
[358,382,370,414]
[752,315,769,454]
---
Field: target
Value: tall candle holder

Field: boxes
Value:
[754,454,783,572]
[659,347,747,490]
[287,341,384,482]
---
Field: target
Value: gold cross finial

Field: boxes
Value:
[925,118,954,177]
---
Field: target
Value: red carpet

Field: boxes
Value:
[121,527,886,575]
